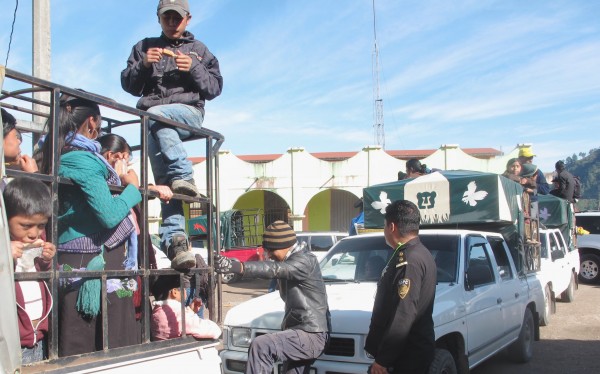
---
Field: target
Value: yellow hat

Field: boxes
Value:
[518,147,535,158]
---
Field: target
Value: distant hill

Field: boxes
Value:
[563,148,599,211]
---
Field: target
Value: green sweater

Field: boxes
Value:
[57,151,142,245]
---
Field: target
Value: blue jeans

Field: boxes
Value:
[147,104,204,251]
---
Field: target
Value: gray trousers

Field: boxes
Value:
[245,329,329,374]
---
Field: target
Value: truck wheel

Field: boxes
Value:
[507,307,534,363]
[560,272,576,302]
[428,348,457,374]
[540,285,552,326]
[221,273,240,284]
[579,254,600,284]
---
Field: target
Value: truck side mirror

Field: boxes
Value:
[464,271,474,291]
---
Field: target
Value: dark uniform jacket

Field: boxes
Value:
[121,31,223,114]
[243,243,331,333]
[365,237,437,373]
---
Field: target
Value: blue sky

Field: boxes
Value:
[1,0,599,173]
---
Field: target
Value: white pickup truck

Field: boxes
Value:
[220,229,544,374]
[537,228,579,326]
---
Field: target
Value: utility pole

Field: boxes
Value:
[32,0,51,142]
[372,0,385,149]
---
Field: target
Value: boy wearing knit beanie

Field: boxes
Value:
[215,221,331,373]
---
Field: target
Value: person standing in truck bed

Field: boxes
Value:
[121,0,223,270]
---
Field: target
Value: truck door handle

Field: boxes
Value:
[497,298,502,304]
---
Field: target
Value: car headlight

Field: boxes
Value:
[231,327,252,348]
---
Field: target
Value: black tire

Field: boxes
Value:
[560,272,576,302]
[579,254,600,284]
[221,273,240,284]
[428,348,457,374]
[540,285,552,326]
[507,308,534,363]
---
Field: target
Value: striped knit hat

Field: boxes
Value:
[263,221,297,251]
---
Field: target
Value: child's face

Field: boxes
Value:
[159,10,190,40]
[8,214,48,243]
[3,128,22,161]
[508,161,521,176]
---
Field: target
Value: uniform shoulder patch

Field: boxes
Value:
[398,278,410,299]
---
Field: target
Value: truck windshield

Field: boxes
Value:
[319,234,458,283]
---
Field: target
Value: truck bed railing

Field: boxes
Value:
[1,67,225,369]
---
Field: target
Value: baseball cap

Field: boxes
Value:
[521,163,538,177]
[157,0,190,18]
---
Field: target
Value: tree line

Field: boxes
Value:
[564,148,600,211]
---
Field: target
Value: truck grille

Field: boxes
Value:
[324,337,355,357]
[254,333,355,357]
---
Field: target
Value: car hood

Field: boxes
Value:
[223,281,459,334]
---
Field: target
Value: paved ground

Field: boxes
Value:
[217,278,600,373]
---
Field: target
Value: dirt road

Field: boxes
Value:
[219,279,600,373]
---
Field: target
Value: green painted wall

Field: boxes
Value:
[234,190,265,211]
[307,190,331,231]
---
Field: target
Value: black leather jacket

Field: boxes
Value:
[243,243,331,333]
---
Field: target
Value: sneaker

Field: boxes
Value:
[171,179,200,198]
[167,234,196,269]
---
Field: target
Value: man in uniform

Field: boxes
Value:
[214,221,331,374]
[365,200,437,374]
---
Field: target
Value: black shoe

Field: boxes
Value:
[171,179,200,198]
[167,234,196,269]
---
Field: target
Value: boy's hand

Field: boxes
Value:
[121,169,140,189]
[174,51,192,72]
[41,242,56,262]
[191,298,203,314]
[143,48,164,68]
[149,185,173,201]
[214,255,243,274]
[19,154,39,173]
[11,241,24,261]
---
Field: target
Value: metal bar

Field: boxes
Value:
[180,274,187,336]
[0,87,49,103]
[102,273,109,351]
[140,114,151,344]
[49,88,60,360]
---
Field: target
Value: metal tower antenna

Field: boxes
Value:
[372,0,385,149]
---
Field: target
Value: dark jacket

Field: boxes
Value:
[365,237,437,373]
[121,31,223,114]
[535,167,550,195]
[243,243,331,333]
[15,258,53,348]
[556,169,575,203]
